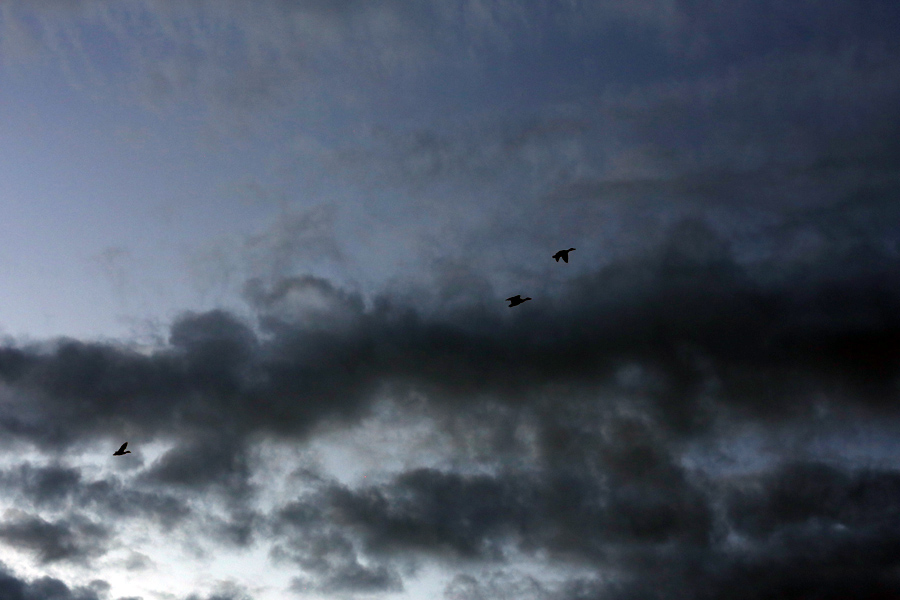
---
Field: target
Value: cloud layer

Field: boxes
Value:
[1,1,900,598]
[1,206,900,596]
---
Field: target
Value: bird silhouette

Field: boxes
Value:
[553,248,575,263]
[113,442,131,456]
[506,295,532,307]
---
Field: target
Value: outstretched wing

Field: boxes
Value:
[117,442,128,453]
[506,296,519,302]
[562,255,568,263]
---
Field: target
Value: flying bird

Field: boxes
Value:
[113,442,131,456]
[506,295,532,307]
[553,248,576,263]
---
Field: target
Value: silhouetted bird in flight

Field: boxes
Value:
[553,248,575,263]
[113,442,131,456]
[506,295,531,307]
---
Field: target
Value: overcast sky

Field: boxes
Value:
[1,1,900,599]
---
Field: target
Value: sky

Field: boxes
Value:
[1,1,900,599]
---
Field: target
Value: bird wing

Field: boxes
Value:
[117,442,128,453]
[562,255,568,262]
[506,296,520,301]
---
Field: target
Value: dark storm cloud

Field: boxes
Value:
[0,460,262,590]
[667,0,900,63]
[724,462,900,540]
[79,476,192,530]
[141,435,252,496]
[226,214,896,592]
[2,2,900,597]
[0,463,191,530]
[1,210,899,446]
[562,466,900,600]
[265,458,900,599]
[0,510,109,565]
[0,562,106,600]
[271,483,404,594]
[204,509,262,548]
[272,518,403,594]
[0,463,82,508]
[269,414,711,569]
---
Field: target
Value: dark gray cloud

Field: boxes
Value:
[285,19,900,302]
[667,0,900,63]
[273,525,403,594]
[0,207,898,444]
[204,509,261,548]
[725,462,900,540]
[1,463,82,508]
[141,435,252,496]
[0,463,191,531]
[0,510,109,565]
[271,490,403,593]
[263,449,900,598]
[79,477,192,531]
[0,562,106,600]
[0,207,897,594]
[580,463,900,599]
[264,456,900,599]
[269,409,713,567]
[2,1,900,597]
